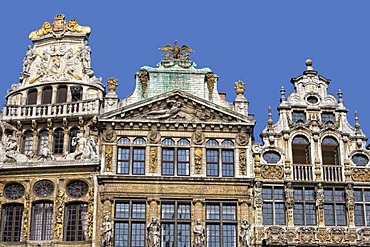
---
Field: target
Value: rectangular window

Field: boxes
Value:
[64,203,88,241]
[262,186,285,225]
[206,149,219,176]
[117,147,145,175]
[206,202,237,247]
[114,201,146,247]
[321,112,335,124]
[324,188,346,226]
[354,188,370,226]
[1,204,24,242]
[222,150,234,177]
[294,187,316,225]
[177,149,190,176]
[162,148,175,175]
[161,201,191,246]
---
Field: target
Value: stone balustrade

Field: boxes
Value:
[3,99,100,120]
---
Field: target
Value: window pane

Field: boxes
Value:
[355,204,365,226]
[206,205,220,220]
[305,204,316,225]
[161,223,174,246]
[64,203,88,241]
[132,148,145,175]
[262,202,273,225]
[56,86,67,103]
[162,148,174,175]
[117,148,130,174]
[114,222,129,246]
[222,150,234,177]
[42,87,52,104]
[324,204,334,226]
[275,203,285,224]
[132,203,146,219]
[116,203,129,218]
[178,204,190,219]
[177,149,190,176]
[2,204,24,242]
[178,224,191,246]
[31,202,53,240]
[336,204,347,226]
[131,223,145,247]
[162,204,175,219]
[38,130,49,155]
[53,129,64,154]
[206,224,220,247]
[223,224,236,247]
[262,188,272,200]
[206,150,219,176]
[222,205,236,220]
[294,204,303,225]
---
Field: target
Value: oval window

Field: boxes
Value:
[263,151,281,163]
[307,96,318,104]
[352,154,369,166]
[66,180,89,198]
[4,183,25,200]
[33,180,54,197]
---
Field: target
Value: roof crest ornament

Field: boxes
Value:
[29,14,91,40]
[158,41,195,69]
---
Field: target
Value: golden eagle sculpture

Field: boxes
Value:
[159,41,195,60]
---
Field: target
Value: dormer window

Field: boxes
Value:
[321,112,335,124]
[292,111,306,123]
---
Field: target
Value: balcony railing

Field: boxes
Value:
[323,164,343,181]
[3,99,100,120]
[292,164,313,181]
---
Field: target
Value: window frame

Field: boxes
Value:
[206,139,235,177]
[161,138,190,176]
[30,201,53,241]
[53,128,64,154]
[354,188,370,226]
[1,203,24,242]
[293,187,316,225]
[323,187,347,226]
[64,202,89,241]
[262,186,286,225]
[117,137,146,175]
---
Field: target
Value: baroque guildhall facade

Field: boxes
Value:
[0,15,370,247]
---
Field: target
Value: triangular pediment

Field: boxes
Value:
[100,90,254,125]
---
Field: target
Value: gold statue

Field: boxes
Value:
[67,19,91,35]
[159,41,194,60]
[29,22,52,39]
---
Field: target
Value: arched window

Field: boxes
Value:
[117,137,146,175]
[1,204,24,242]
[41,87,52,104]
[22,130,33,156]
[27,89,37,105]
[53,128,64,154]
[206,139,234,177]
[56,86,67,103]
[31,201,53,240]
[37,130,49,155]
[321,137,339,166]
[292,136,311,164]
[69,127,80,153]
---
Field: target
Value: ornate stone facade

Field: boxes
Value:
[1,15,370,247]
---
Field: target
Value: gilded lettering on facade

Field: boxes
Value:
[150,147,158,173]
[105,145,113,172]
[239,149,247,175]
[261,165,284,179]
[194,147,202,174]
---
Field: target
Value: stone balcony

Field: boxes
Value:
[2,98,101,120]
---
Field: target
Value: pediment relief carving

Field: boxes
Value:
[103,94,249,124]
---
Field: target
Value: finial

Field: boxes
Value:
[280,86,286,102]
[355,111,360,130]
[268,106,273,126]
[305,59,313,71]
[234,80,245,98]
[337,89,343,103]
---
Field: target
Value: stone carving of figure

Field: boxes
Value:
[285,182,294,208]
[38,143,56,161]
[315,183,324,208]
[193,219,205,247]
[254,181,263,207]
[22,45,36,74]
[147,217,160,247]
[101,215,112,247]
[239,220,250,247]
[5,135,19,162]
[206,73,216,99]
[345,184,354,208]
[146,100,182,120]
[79,40,93,76]
[103,125,117,143]
[137,70,149,97]
[66,133,97,160]
[192,131,205,145]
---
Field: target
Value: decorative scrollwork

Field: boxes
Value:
[261,165,284,179]
[352,168,370,182]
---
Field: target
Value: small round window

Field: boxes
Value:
[66,180,89,198]
[33,180,54,197]
[263,151,281,163]
[352,154,369,166]
[307,96,318,104]
[4,183,25,200]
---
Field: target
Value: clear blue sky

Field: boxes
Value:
[1,1,370,143]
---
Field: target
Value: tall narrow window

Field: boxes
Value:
[205,202,237,247]
[324,188,346,226]
[71,86,82,102]
[64,203,88,241]
[354,188,370,226]
[161,201,191,246]
[321,112,335,124]
[22,130,33,156]
[321,137,339,166]
[114,201,146,246]
[206,139,235,177]
[27,89,37,105]
[69,127,80,153]
[294,187,316,225]
[161,138,190,176]
[1,204,24,242]
[56,86,67,103]
[292,136,310,165]
[262,186,285,225]
[37,130,49,155]
[117,137,146,175]
[41,87,52,104]
[53,128,64,154]
[31,202,53,240]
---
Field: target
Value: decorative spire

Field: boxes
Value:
[267,106,273,126]
[280,86,286,102]
[355,111,360,132]
[305,59,313,71]
[337,89,343,103]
